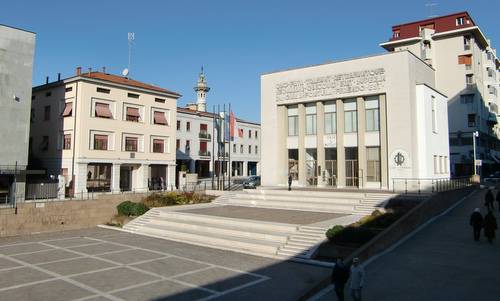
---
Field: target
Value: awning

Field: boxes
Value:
[154,111,167,125]
[126,107,140,117]
[95,103,112,118]
[61,102,72,117]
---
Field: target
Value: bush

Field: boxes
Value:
[326,225,345,241]
[130,202,149,216]
[141,192,214,208]
[328,226,379,245]
[117,201,135,216]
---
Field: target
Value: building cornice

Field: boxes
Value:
[379,37,422,50]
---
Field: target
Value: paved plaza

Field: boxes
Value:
[311,187,500,301]
[0,227,330,301]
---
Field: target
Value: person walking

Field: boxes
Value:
[484,210,498,244]
[470,208,483,241]
[496,190,500,212]
[331,258,350,301]
[349,257,365,301]
[485,189,494,211]
[288,175,292,191]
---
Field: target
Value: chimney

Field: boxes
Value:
[102,66,106,73]
[57,73,61,81]
[45,76,49,84]
[76,67,82,76]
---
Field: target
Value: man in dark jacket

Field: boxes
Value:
[484,210,498,244]
[470,208,483,241]
[288,175,292,191]
[331,258,350,301]
[485,189,494,211]
[496,190,500,212]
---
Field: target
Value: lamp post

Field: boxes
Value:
[473,131,479,175]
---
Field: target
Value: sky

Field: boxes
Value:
[1,0,498,122]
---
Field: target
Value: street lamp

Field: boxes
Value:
[473,131,479,175]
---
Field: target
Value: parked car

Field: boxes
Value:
[485,171,500,182]
[243,176,261,189]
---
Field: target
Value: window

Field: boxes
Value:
[155,98,165,103]
[41,136,49,151]
[233,144,236,153]
[199,141,208,155]
[255,146,258,154]
[465,74,474,85]
[94,135,108,150]
[487,52,494,61]
[240,145,243,153]
[456,17,465,26]
[255,131,258,139]
[153,139,164,153]
[45,91,52,97]
[96,87,110,94]
[127,93,139,99]
[62,103,73,117]
[434,155,438,174]
[126,107,140,122]
[248,130,252,138]
[125,137,138,152]
[365,96,380,132]
[44,105,51,121]
[458,55,472,65]
[288,106,298,136]
[65,87,73,92]
[177,120,181,130]
[463,36,471,50]
[186,121,191,131]
[344,99,357,133]
[95,103,113,118]
[87,163,111,192]
[366,147,380,182]
[63,134,71,150]
[185,140,190,152]
[393,30,400,38]
[460,94,474,104]
[431,96,437,133]
[305,104,317,135]
[324,102,336,134]
[468,114,476,127]
[487,68,494,78]
[249,145,252,153]
[153,111,168,125]
[420,23,435,31]
[176,139,180,150]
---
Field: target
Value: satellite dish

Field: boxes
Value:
[122,68,129,77]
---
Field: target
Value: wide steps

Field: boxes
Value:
[132,223,281,255]
[216,198,355,213]
[232,193,362,205]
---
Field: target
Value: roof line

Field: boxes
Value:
[0,24,36,34]
[391,11,472,29]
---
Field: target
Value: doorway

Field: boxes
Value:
[120,166,132,191]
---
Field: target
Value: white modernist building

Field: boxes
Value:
[261,51,450,190]
[176,70,261,184]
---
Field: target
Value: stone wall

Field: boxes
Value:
[0,193,147,237]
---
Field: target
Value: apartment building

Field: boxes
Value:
[30,68,180,195]
[0,25,36,203]
[380,11,500,176]
[176,70,261,184]
[261,51,449,190]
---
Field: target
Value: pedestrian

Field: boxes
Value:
[485,189,494,211]
[331,257,350,301]
[469,208,483,241]
[484,210,498,244]
[496,190,500,212]
[349,257,365,301]
[288,174,292,191]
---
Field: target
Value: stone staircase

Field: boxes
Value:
[214,189,395,215]
[123,207,329,259]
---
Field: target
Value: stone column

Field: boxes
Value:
[209,160,214,177]
[277,105,288,185]
[298,103,306,186]
[111,163,121,192]
[316,102,326,187]
[243,161,248,176]
[380,94,389,189]
[138,164,149,192]
[167,164,176,190]
[74,163,88,196]
[357,97,367,188]
[336,99,346,188]
[189,160,196,174]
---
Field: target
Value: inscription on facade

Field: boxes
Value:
[276,68,386,102]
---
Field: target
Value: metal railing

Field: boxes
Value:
[392,177,472,195]
[198,150,211,157]
[198,131,211,140]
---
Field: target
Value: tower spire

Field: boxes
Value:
[194,66,210,112]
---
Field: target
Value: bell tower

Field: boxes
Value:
[194,66,210,112]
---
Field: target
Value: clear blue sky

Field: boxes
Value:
[1,0,498,122]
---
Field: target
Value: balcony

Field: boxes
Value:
[465,64,472,71]
[198,131,211,140]
[199,150,211,157]
[464,44,471,51]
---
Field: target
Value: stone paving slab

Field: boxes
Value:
[173,267,261,293]
[132,257,210,278]
[11,248,80,264]
[0,279,93,301]
[0,267,53,288]
[0,243,54,255]
[71,267,160,292]
[69,242,132,255]
[44,237,99,248]
[113,279,213,301]
[97,248,166,264]
[39,257,117,276]
[0,257,21,269]
[182,205,346,225]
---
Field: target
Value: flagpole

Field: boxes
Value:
[223,103,226,191]
[228,103,231,190]
[211,105,215,190]
[217,104,220,190]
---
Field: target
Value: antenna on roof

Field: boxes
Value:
[425,2,438,18]
[127,32,135,78]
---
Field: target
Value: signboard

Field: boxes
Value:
[475,159,482,166]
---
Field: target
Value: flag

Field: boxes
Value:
[224,112,230,142]
[230,111,236,141]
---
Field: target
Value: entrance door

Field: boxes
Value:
[345,147,359,187]
[120,166,132,191]
[325,160,337,186]
[306,160,318,186]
